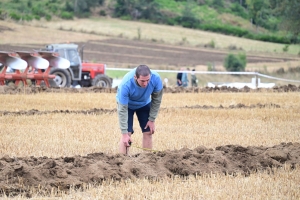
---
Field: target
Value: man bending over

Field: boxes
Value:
[116,65,163,154]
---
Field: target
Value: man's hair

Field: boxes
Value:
[135,65,151,78]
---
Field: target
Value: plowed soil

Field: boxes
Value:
[0,39,297,67]
[0,84,300,95]
[1,143,299,197]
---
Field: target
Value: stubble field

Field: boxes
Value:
[0,87,299,199]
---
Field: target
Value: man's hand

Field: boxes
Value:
[145,121,155,134]
[121,133,132,147]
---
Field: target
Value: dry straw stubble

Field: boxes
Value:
[0,91,299,199]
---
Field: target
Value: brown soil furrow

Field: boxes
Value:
[0,143,299,197]
[90,41,187,54]
[0,85,300,95]
[85,50,169,59]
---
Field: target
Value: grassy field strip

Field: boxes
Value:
[1,93,299,112]
[0,93,117,111]
[38,18,300,54]
[157,108,300,149]
[0,114,120,157]
[0,21,108,45]
[246,60,300,72]
[161,93,300,108]
[0,106,299,157]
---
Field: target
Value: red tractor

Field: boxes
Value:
[0,43,112,88]
[44,43,112,88]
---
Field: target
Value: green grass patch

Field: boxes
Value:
[195,5,218,21]
[106,70,128,79]
[155,0,183,13]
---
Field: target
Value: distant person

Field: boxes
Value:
[191,69,198,87]
[116,65,163,154]
[181,68,189,87]
[176,68,183,86]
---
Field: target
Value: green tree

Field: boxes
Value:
[211,0,224,10]
[270,0,300,43]
[246,0,270,31]
[114,0,161,22]
[134,0,161,22]
[72,0,104,16]
[224,53,247,72]
[231,0,247,7]
[231,2,248,19]
[179,0,200,28]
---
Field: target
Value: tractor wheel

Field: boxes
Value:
[49,68,71,87]
[91,74,112,88]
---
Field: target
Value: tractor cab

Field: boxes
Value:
[42,43,112,88]
[45,44,82,82]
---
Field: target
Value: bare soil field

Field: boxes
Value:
[0,39,298,69]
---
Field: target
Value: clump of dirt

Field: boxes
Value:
[272,84,300,92]
[0,143,299,197]
[0,84,300,95]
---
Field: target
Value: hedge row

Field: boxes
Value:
[198,24,293,44]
